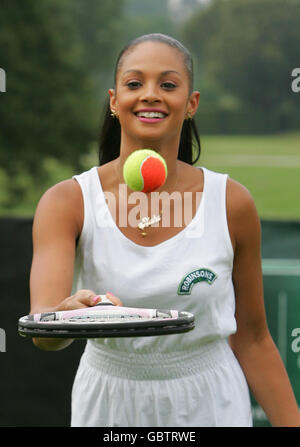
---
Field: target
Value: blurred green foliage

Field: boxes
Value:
[0,0,299,217]
[183,0,300,133]
[0,0,126,206]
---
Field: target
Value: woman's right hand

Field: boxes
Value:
[32,290,123,351]
[55,290,123,312]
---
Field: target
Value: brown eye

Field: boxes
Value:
[127,81,141,89]
[162,82,176,89]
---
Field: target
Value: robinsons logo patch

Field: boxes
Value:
[177,268,217,295]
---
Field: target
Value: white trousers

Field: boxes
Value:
[71,339,253,427]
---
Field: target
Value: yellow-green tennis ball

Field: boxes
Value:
[123,149,168,192]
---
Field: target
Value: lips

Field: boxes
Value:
[134,110,168,123]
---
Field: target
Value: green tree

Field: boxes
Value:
[0,0,125,204]
[182,0,300,131]
[118,0,179,47]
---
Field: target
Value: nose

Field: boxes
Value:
[140,83,161,103]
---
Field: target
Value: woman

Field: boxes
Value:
[30,33,300,427]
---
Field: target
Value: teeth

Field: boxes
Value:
[136,112,166,118]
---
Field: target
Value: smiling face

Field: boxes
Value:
[109,41,199,155]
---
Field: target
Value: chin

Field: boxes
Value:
[130,131,165,143]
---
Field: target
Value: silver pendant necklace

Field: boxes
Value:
[138,212,163,237]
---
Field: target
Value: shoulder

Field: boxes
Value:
[36,178,83,211]
[33,178,83,239]
[226,177,257,214]
[226,177,261,251]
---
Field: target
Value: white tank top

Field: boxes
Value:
[72,166,236,355]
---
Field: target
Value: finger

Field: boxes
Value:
[76,289,96,299]
[105,292,123,306]
[92,295,102,305]
[58,297,88,311]
[76,290,97,307]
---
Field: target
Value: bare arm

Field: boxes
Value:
[227,179,300,427]
[29,179,121,351]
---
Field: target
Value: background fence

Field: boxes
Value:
[0,217,299,427]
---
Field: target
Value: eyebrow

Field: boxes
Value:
[121,69,182,78]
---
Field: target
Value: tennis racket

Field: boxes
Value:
[18,295,195,338]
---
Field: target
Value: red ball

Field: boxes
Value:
[141,156,167,192]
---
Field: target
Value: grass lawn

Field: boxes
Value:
[198,132,300,221]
